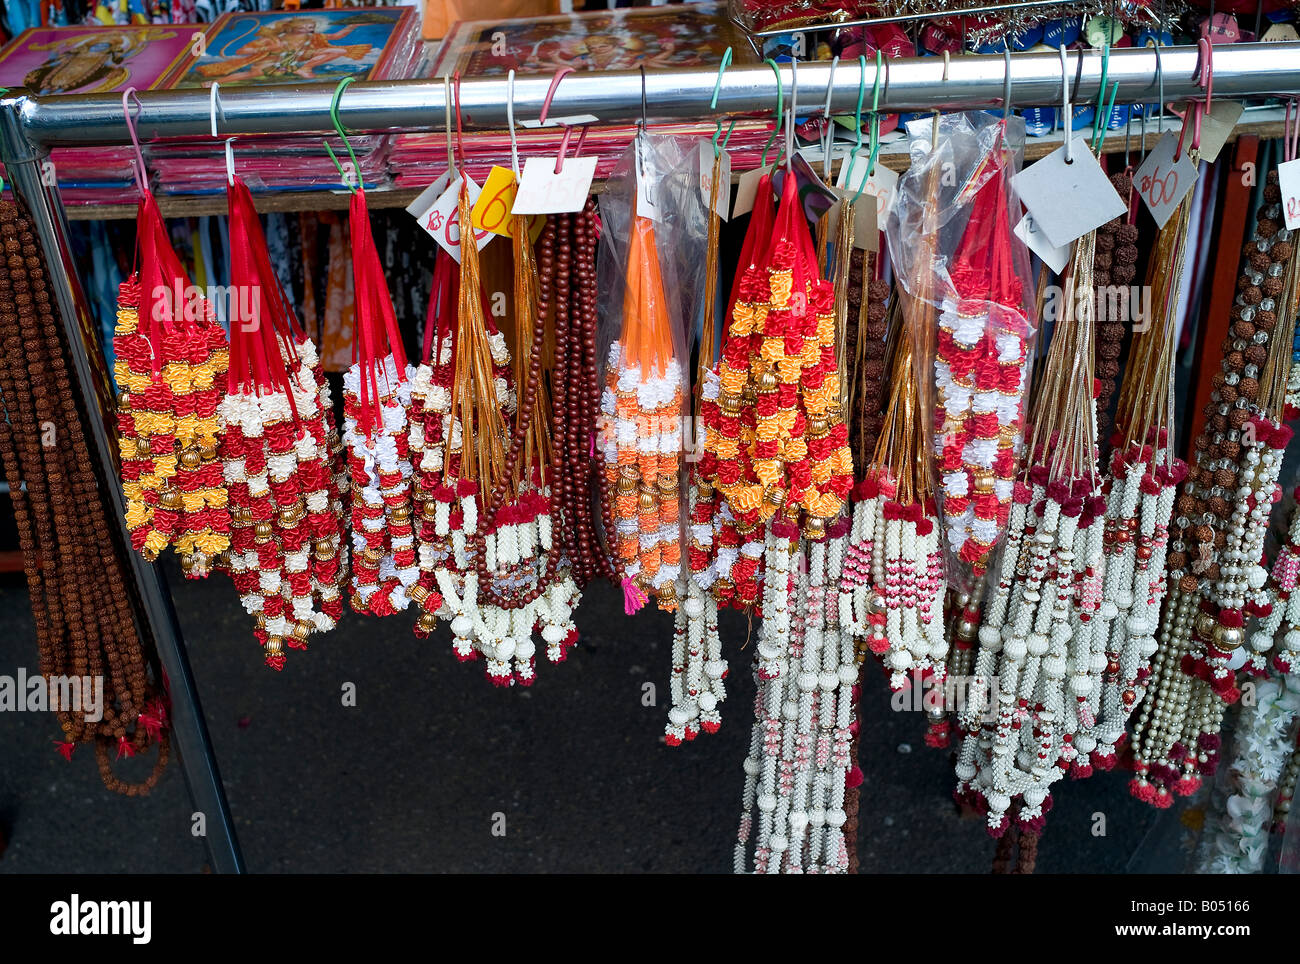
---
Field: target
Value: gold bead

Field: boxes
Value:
[116,391,131,411]
[134,436,152,458]
[390,504,412,524]
[291,621,311,642]
[418,611,438,632]
[254,521,274,541]
[199,441,219,461]
[804,516,826,540]
[159,488,182,510]
[265,636,284,655]
[765,486,787,508]
[755,370,779,393]
[806,416,829,436]
[179,448,203,470]
[409,584,430,607]
[638,487,658,512]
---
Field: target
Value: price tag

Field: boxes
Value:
[419,175,492,263]
[512,154,598,216]
[837,152,899,225]
[1279,158,1300,231]
[634,138,661,222]
[519,114,600,129]
[773,153,838,223]
[1263,23,1300,42]
[471,166,520,237]
[699,142,732,221]
[1014,211,1072,275]
[1133,129,1199,229]
[1010,136,1126,248]
[852,192,878,252]
[1185,100,1245,166]
[732,166,768,218]
[405,172,451,222]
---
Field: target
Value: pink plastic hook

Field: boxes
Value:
[122,87,147,194]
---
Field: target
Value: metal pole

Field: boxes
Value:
[0,93,245,875]
[18,43,1300,146]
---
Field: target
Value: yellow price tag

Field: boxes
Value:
[471,166,521,238]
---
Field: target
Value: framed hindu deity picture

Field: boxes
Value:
[429,2,755,77]
[165,6,419,89]
[0,24,205,95]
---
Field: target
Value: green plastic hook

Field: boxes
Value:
[711,47,737,157]
[323,76,361,193]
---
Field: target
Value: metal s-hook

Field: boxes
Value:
[785,56,797,173]
[820,55,838,180]
[759,57,784,168]
[638,64,648,131]
[1059,45,1074,164]
[506,69,520,178]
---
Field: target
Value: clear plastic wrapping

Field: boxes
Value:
[596,130,708,610]
[886,110,1037,594]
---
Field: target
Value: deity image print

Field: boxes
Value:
[23,28,176,94]
[196,15,377,84]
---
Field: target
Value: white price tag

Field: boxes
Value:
[418,175,491,263]
[519,114,600,128]
[512,155,597,215]
[1010,137,1127,248]
[732,166,768,218]
[1279,158,1300,231]
[1185,100,1244,166]
[405,172,451,221]
[837,153,899,225]
[699,142,732,221]
[1014,212,1072,275]
[634,138,661,222]
[1133,130,1199,229]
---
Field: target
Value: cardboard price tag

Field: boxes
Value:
[1278,158,1300,231]
[512,155,598,216]
[471,166,520,237]
[732,166,768,218]
[1014,211,1072,275]
[405,172,451,222]
[836,152,899,225]
[699,143,732,221]
[1184,100,1244,166]
[419,175,492,263]
[1133,130,1198,229]
[1010,137,1127,248]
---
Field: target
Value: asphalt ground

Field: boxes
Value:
[0,560,1180,874]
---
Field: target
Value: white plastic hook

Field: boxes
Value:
[444,74,455,179]
[209,82,234,185]
[224,137,236,186]
[1060,44,1073,164]
[506,69,520,179]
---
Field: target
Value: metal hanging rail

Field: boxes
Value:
[0,42,1296,877]
[15,42,1300,145]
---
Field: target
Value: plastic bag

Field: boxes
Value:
[886,110,1037,594]
[596,129,708,611]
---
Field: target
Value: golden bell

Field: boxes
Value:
[134,436,152,458]
[265,635,284,656]
[656,582,677,606]
[291,621,312,642]
[179,448,203,470]
[657,474,679,495]
[350,591,366,612]
[756,370,779,393]
[806,416,829,436]
[422,500,440,520]
[765,487,787,508]
[116,391,132,411]
[696,481,714,500]
[804,516,827,540]
[719,393,742,416]
[363,546,384,565]
[390,505,412,525]
[253,521,274,541]
[638,488,659,512]
[159,488,182,510]
[418,611,439,633]
[199,441,219,461]
[409,584,430,607]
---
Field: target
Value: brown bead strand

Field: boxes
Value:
[1093,171,1136,450]
[0,200,168,793]
[1170,172,1287,591]
[473,216,564,610]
